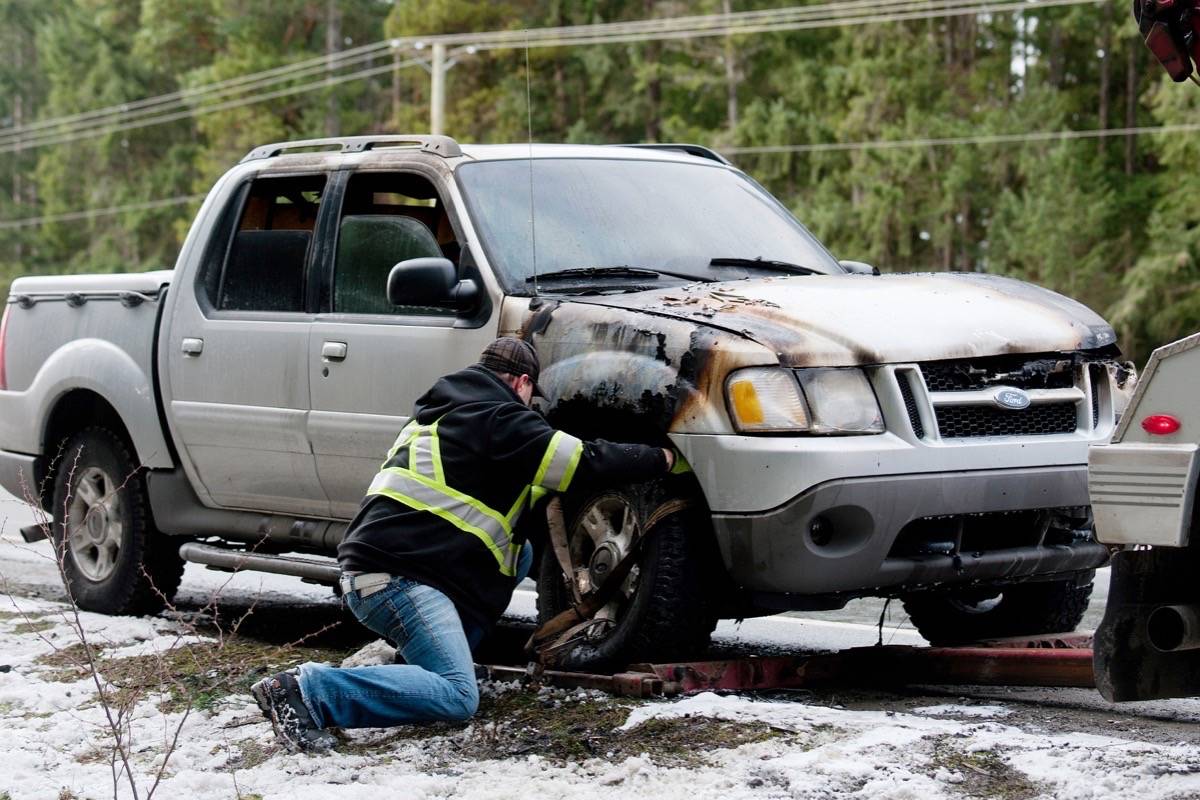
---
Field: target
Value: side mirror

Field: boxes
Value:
[386,257,480,310]
[839,260,880,276]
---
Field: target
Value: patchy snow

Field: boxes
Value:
[1,595,1199,799]
[910,703,1014,719]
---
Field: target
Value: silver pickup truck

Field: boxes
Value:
[0,135,1129,664]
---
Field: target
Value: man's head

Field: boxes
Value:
[478,337,543,406]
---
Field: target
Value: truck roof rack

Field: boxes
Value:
[616,143,731,166]
[241,135,462,163]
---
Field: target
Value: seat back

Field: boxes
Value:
[219,229,311,312]
[334,215,444,314]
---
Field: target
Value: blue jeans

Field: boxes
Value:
[296,541,532,729]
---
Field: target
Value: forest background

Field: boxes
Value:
[2,0,1198,363]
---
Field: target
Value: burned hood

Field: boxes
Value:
[569,272,1117,367]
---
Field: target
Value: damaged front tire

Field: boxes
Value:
[535,480,716,669]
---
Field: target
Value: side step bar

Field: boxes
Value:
[178,542,340,584]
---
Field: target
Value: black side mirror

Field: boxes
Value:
[387,257,480,310]
[839,259,880,276]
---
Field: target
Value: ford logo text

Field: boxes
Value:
[993,387,1032,410]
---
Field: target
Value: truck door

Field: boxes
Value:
[162,173,331,517]
[308,167,497,518]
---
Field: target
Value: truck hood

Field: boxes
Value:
[570,271,1117,366]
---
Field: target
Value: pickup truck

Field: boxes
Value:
[1089,331,1199,701]
[0,135,1129,665]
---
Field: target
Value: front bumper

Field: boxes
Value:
[709,464,1109,599]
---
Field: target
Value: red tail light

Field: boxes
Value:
[1142,414,1181,435]
[0,304,9,391]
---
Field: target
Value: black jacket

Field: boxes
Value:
[337,365,668,632]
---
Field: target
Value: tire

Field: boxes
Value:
[536,480,716,670]
[50,427,184,615]
[901,573,1094,646]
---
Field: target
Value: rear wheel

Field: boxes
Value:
[51,427,184,615]
[536,481,716,670]
[902,572,1094,645]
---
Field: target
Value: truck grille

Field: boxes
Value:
[919,355,1075,392]
[934,403,1078,438]
[910,354,1095,440]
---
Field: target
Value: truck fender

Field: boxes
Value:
[27,338,173,469]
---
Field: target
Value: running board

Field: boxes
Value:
[178,542,340,584]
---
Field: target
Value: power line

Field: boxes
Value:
[0,58,422,154]
[2,121,1191,231]
[0,0,993,141]
[0,0,950,145]
[722,122,1200,154]
[1,0,1098,153]
[0,194,204,231]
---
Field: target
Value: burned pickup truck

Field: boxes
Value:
[0,135,1127,663]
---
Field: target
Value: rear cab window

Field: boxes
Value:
[205,174,327,313]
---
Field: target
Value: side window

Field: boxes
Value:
[333,172,459,316]
[216,175,326,313]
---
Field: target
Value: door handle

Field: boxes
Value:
[181,337,204,356]
[322,341,348,362]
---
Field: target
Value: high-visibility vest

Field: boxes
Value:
[365,419,584,576]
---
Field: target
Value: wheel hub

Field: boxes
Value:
[65,466,123,583]
[86,506,109,542]
[570,494,643,641]
[589,542,621,583]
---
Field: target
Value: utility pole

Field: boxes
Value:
[325,0,342,137]
[430,42,447,135]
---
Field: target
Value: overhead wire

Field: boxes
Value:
[0,58,423,154]
[0,194,205,231]
[721,122,1200,154]
[0,0,1100,153]
[3,121,1191,231]
[0,0,952,146]
[0,0,1120,228]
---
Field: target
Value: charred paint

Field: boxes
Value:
[571,273,1118,368]
[504,269,1119,438]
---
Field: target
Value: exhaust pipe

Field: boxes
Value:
[178,542,341,585]
[1147,604,1200,652]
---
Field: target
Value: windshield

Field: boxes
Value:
[455,157,842,292]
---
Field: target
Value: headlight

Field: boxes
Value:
[725,367,884,434]
[796,368,884,434]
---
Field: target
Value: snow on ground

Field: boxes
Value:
[2,594,1200,800]
[4,489,1199,799]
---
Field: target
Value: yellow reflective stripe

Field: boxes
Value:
[377,466,513,538]
[385,420,419,463]
[557,441,583,492]
[429,421,445,485]
[506,485,531,523]
[367,467,517,576]
[533,431,584,492]
[408,427,421,474]
[529,486,548,509]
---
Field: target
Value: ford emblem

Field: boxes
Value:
[993,387,1031,410]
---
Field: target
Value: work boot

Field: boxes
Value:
[250,670,336,753]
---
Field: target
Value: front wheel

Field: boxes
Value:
[535,481,716,670]
[901,572,1094,646]
[51,427,184,615]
